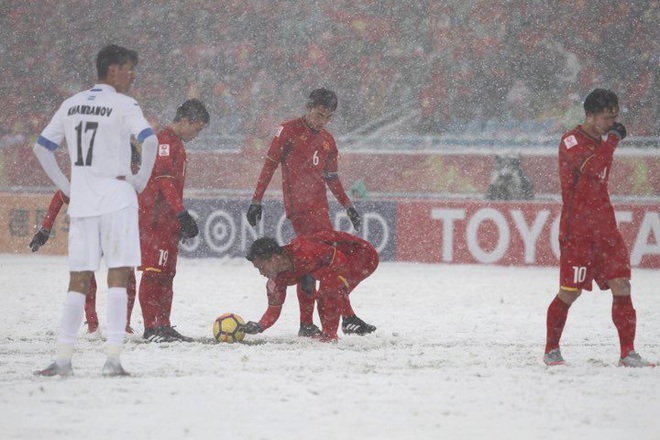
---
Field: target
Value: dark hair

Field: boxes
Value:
[174,99,210,124]
[583,88,619,115]
[246,237,283,262]
[307,88,338,111]
[96,44,138,79]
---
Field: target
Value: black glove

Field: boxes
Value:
[29,228,50,252]
[177,210,199,239]
[346,206,361,231]
[246,202,262,227]
[610,122,627,140]
[240,321,263,334]
[300,274,316,295]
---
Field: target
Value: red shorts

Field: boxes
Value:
[559,230,630,291]
[139,227,180,276]
[335,239,379,292]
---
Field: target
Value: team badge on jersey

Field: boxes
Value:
[159,144,170,156]
[563,135,578,150]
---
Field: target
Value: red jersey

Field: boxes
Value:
[138,126,187,235]
[252,117,351,220]
[558,126,620,242]
[257,231,357,331]
[138,127,187,273]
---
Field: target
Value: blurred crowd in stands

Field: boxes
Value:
[1,0,658,152]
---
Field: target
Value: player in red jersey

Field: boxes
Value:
[544,88,654,368]
[138,99,209,343]
[246,88,375,337]
[30,190,139,334]
[241,230,379,342]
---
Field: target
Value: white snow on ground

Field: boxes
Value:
[0,254,658,440]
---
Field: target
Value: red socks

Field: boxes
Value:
[296,280,357,324]
[317,293,340,340]
[545,295,570,353]
[139,272,174,329]
[612,295,636,358]
[85,277,99,328]
[340,290,355,317]
[296,284,315,325]
[545,294,637,358]
[126,271,137,326]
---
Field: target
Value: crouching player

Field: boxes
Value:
[242,230,379,342]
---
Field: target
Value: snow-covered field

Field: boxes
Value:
[1,254,658,440]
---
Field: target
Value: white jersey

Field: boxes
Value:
[37,84,154,217]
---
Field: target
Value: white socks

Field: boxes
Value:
[55,291,85,365]
[54,288,127,365]
[57,291,85,346]
[55,344,75,367]
[106,287,128,350]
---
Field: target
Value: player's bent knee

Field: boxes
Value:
[108,267,134,288]
[558,288,581,304]
[609,278,631,296]
[69,271,93,294]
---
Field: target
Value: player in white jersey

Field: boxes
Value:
[33,44,159,377]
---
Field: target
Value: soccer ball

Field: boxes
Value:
[213,313,246,343]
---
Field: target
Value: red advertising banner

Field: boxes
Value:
[396,200,660,268]
[3,193,659,270]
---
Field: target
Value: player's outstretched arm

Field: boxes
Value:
[248,158,279,227]
[252,304,283,333]
[29,190,70,252]
[325,170,361,231]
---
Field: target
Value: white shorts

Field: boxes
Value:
[68,207,141,271]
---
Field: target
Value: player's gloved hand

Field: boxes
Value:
[177,210,199,239]
[246,202,262,227]
[29,228,51,252]
[300,274,316,295]
[346,206,361,231]
[610,122,627,140]
[240,321,263,334]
